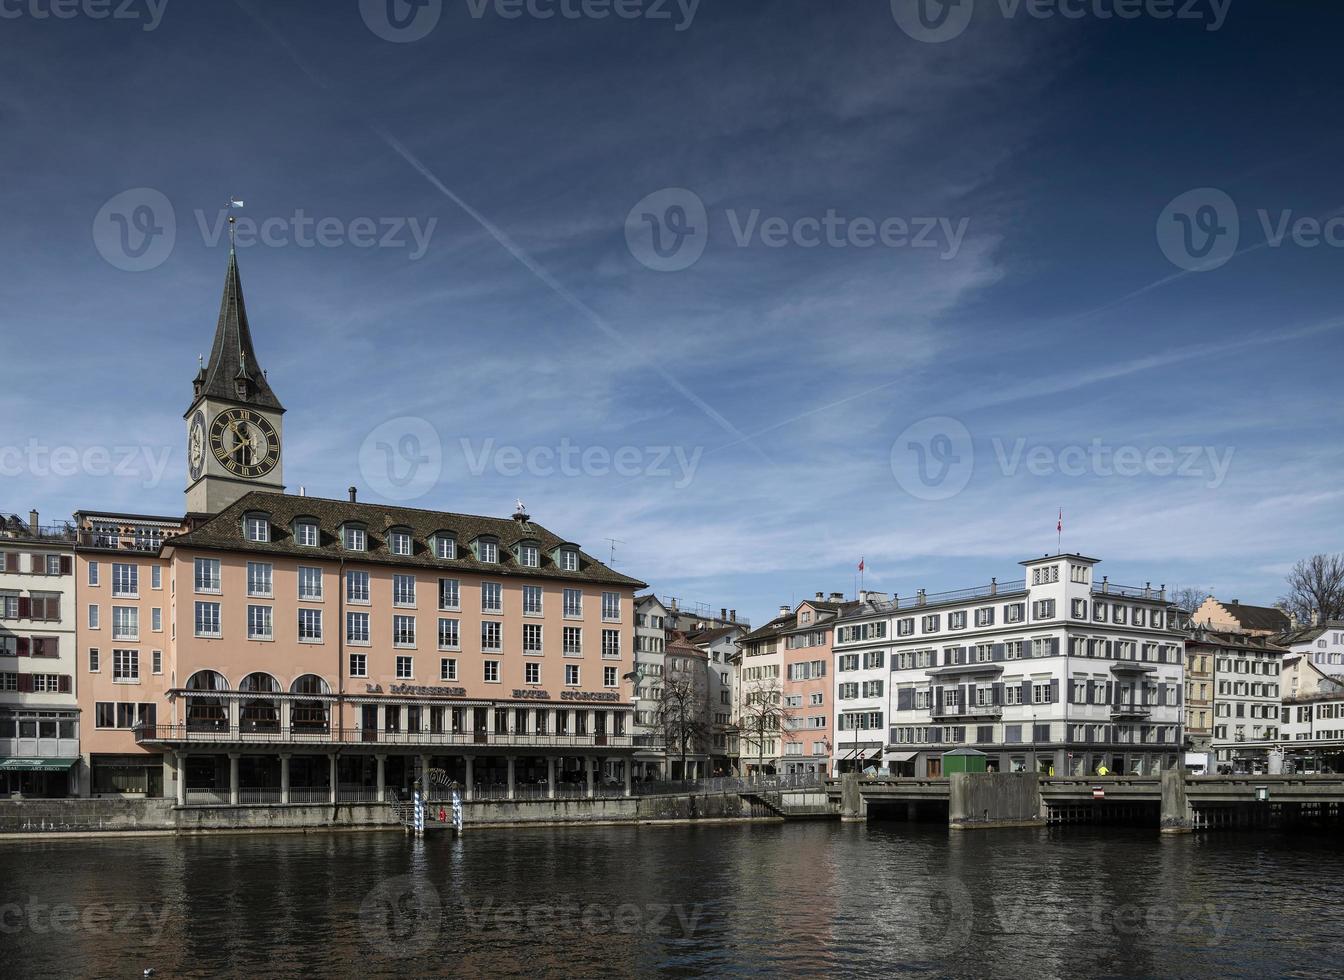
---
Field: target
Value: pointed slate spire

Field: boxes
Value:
[195,250,284,412]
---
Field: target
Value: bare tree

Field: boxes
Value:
[734,677,794,778]
[1279,553,1344,624]
[1169,586,1211,614]
[655,673,708,780]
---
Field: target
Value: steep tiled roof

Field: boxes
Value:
[166,490,645,587]
[1186,628,1288,653]
[1277,620,1344,647]
[685,625,744,645]
[191,251,284,413]
[1213,600,1290,634]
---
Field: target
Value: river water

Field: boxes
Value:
[3,822,1343,978]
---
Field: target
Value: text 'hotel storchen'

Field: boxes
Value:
[831,554,1186,778]
[75,247,645,803]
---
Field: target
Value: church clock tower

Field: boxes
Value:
[185,248,285,514]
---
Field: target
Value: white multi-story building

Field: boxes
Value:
[833,554,1186,778]
[686,625,743,774]
[0,510,80,795]
[1277,619,1344,677]
[1193,629,1285,763]
[632,594,671,779]
[1280,653,1344,769]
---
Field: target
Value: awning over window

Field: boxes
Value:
[887,751,919,763]
[0,757,78,772]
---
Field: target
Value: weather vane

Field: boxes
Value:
[226,196,244,249]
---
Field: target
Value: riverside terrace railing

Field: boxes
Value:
[135,724,634,750]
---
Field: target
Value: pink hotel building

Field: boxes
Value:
[74,251,644,803]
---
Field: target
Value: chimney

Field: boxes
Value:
[1316,608,1324,627]
[729,609,736,622]
[298,486,306,497]
[829,592,843,602]
[990,577,997,596]
[721,608,727,621]
[1231,599,1239,606]
[917,588,926,606]
[28,510,38,534]
[815,592,824,601]
[348,486,358,503]
[778,604,790,618]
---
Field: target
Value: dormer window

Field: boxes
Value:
[388,529,413,557]
[244,513,270,543]
[560,548,579,572]
[342,525,367,552]
[476,538,499,564]
[433,534,456,560]
[518,542,539,568]
[294,520,319,547]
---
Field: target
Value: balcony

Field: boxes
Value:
[931,703,1002,720]
[1110,704,1151,720]
[136,724,634,751]
[0,519,78,544]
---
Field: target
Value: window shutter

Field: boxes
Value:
[16,637,29,656]
[1020,679,1032,703]
[992,682,1004,705]
[967,682,977,706]
[897,687,913,711]
[993,643,1004,662]
[18,597,31,619]
[58,675,71,694]
[60,555,72,575]
[1050,638,1060,657]
[17,673,33,692]
[1067,679,1075,702]
[1105,681,1113,704]
[1050,679,1059,703]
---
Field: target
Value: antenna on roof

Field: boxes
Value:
[605,537,624,566]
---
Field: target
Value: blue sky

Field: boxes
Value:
[1,0,1341,627]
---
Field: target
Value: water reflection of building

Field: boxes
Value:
[74,248,645,802]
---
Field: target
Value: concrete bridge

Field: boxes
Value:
[829,772,1344,832]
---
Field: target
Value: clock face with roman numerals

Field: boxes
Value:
[209,408,279,479]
